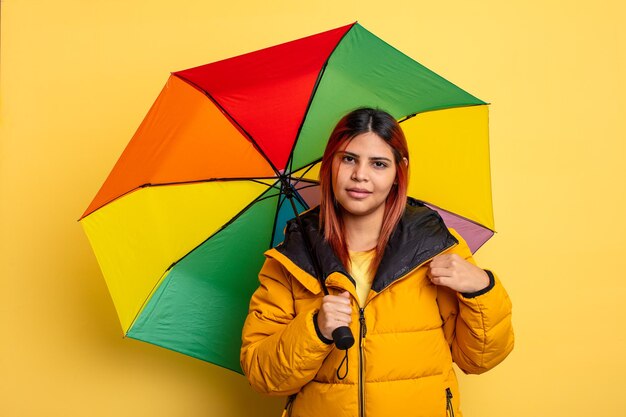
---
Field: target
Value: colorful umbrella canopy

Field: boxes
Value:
[80,22,494,373]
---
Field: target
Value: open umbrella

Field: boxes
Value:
[80,22,494,373]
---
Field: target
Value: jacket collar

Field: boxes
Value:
[273,198,458,293]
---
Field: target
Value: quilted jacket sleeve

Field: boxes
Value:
[240,256,333,395]
[438,230,514,374]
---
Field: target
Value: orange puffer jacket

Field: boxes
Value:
[241,202,514,417]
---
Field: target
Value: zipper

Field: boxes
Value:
[446,388,455,417]
[329,243,456,417]
[281,394,295,417]
[355,244,456,417]
[359,307,367,417]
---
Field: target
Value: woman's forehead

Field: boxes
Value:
[337,132,395,158]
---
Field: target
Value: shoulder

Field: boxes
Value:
[402,198,448,227]
[264,247,324,296]
[272,206,349,282]
[394,198,457,245]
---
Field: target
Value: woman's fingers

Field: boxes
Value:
[428,254,489,293]
[429,253,459,269]
[429,267,452,278]
[317,291,353,340]
[320,297,352,322]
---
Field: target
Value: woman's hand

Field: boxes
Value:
[317,291,352,341]
[428,254,489,293]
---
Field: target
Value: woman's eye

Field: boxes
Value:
[373,161,388,169]
[342,155,355,163]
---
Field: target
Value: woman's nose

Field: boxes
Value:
[351,163,368,181]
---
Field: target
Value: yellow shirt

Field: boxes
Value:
[348,249,376,307]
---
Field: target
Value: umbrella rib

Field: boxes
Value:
[268,193,284,248]
[419,199,496,232]
[172,73,283,178]
[293,178,319,186]
[397,103,489,123]
[156,184,280,280]
[294,183,319,191]
[79,178,280,220]
[291,189,310,210]
[138,177,278,188]
[127,267,172,335]
[290,160,321,188]
[126,332,243,375]
[284,23,357,176]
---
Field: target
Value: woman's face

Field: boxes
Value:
[331,132,398,221]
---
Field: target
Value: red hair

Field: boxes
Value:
[319,108,409,273]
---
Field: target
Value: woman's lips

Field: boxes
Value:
[346,188,371,199]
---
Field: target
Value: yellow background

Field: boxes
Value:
[1,0,625,416]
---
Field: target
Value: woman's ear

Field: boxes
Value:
[402,157,409,167]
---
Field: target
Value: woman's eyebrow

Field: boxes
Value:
[337,151,392,162]
[370,156,393,163]
[336,151,360,159]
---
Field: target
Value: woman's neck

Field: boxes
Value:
[342,209,384,252]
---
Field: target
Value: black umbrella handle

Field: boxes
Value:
[283,185,355,351]
[332,326,355,350]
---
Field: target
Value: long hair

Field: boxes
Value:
[319,107,409,273]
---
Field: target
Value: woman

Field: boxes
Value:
[240,108,514,417]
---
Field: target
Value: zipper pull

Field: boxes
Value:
[359,308,367,339]
[446,388,455,417]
